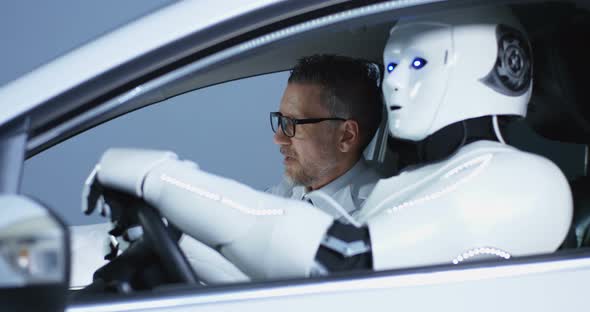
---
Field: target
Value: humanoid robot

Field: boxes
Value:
[84,6,572,283]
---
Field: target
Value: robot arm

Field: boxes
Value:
[93,148,334,280]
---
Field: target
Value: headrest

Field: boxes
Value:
[526,10,590,143]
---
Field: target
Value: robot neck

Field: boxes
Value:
[418,116,504,164]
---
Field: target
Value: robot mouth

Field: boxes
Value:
[389,105,402,111]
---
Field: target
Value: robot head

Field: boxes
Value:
[382,6,532,141]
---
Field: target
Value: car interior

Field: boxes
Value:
[523,3,590,248]
[27,0,590,301]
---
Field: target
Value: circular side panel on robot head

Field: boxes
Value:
[480,24,532,96]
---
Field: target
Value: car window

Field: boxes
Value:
[21,71,289,225]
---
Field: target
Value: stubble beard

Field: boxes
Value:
[285,163,315,187]
[283,149,338,189]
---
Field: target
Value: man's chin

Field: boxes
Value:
[284,166,303,186]
[285,167,314,187]
[284,169,298,185]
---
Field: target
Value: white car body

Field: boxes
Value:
[1,0,590,311]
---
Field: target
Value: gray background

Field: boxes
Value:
[1,0,285,225]
[0,0,173,86]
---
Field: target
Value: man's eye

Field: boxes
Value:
[411,57,427,69]
[386,62,397,73]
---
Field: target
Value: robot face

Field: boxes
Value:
[382,24,453,141]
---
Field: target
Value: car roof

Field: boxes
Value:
[0,0,290,128]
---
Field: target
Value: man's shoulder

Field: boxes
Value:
[346,160,382,204]
[355,161,383,187]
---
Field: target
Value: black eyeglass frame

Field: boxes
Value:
[270,112,347,137]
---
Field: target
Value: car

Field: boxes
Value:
[2,0,590,311]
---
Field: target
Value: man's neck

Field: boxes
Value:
[308,155,360,191]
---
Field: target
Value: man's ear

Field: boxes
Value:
[338,120,360,153]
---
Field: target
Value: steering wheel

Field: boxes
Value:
[135,200,198,285]
[99,190,199,288]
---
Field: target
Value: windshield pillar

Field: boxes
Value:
[0,117,28,193]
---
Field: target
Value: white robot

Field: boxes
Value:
[84,6,572,284]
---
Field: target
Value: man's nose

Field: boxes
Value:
[273,127,290,145]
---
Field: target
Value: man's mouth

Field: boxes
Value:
[283,155,298,167]
[389,105,402,111]
[280,148,296,162]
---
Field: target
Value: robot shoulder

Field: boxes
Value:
[366,143,572,270]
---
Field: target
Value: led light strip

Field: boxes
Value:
[387,154,493,214]
[160,174,284,216]
[238,0,443,52]
[452,247,511,264]
[443,153,493,179]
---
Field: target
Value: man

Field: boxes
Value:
[267,55,383,219]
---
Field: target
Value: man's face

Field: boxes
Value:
[274,83,341,187]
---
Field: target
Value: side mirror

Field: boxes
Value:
[0,195,70,312]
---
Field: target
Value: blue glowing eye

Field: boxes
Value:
[411,57,427,69]
[387,62,397,73]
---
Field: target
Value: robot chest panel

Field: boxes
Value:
[358,151,495,222]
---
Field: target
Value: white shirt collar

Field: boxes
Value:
[280,159,379,222]
[307,159,368,198]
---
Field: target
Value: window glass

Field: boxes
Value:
[22,72,289,225]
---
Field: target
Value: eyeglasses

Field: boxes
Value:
[270,112,346,138]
